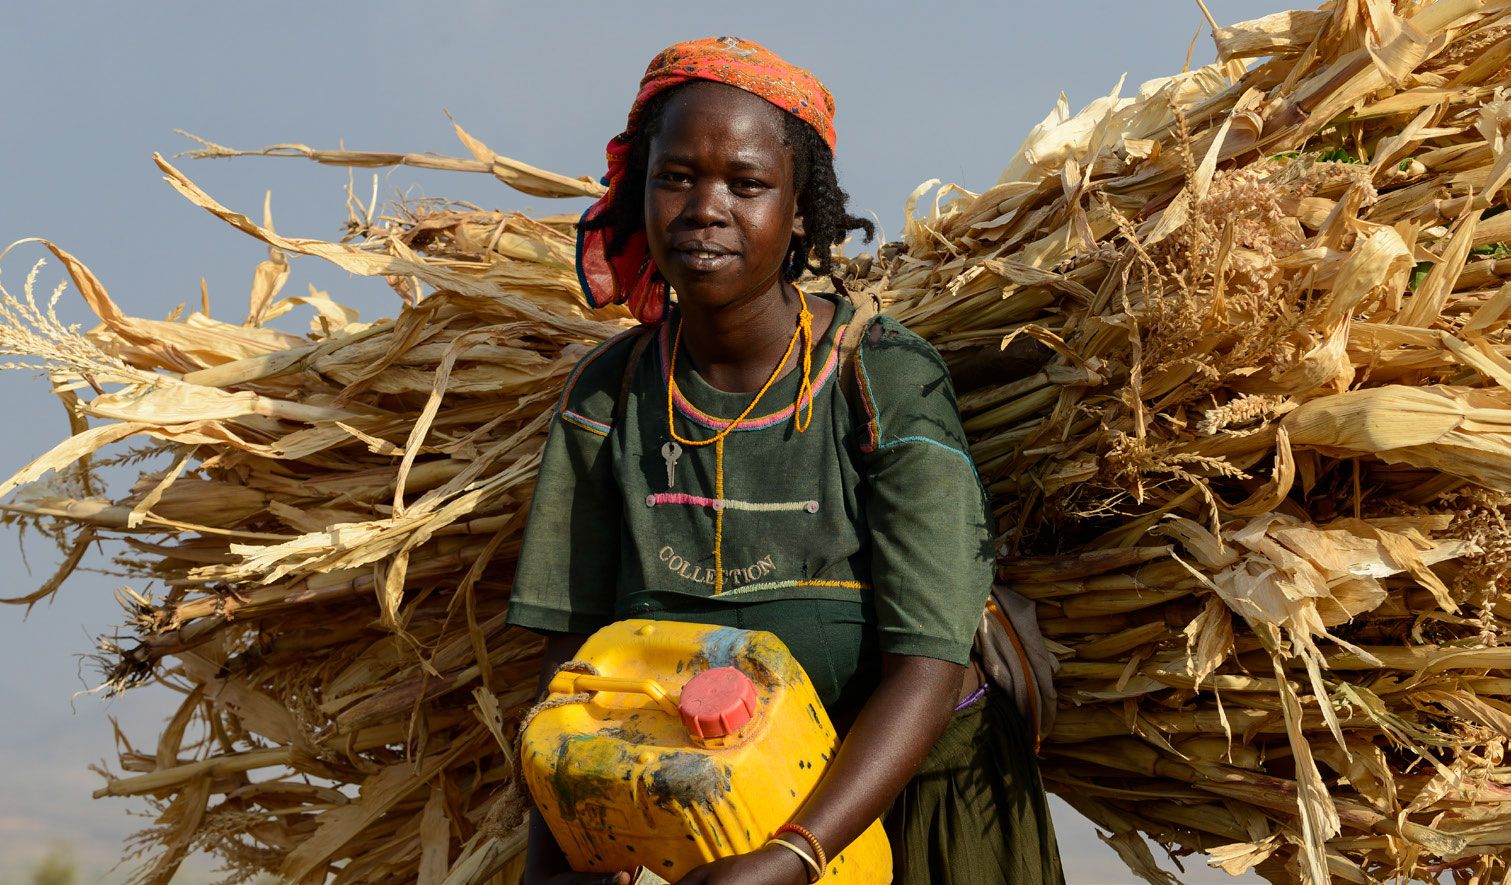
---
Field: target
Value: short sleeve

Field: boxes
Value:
[855,318,993,664]
[506,332,639,635]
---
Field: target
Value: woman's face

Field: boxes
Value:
[644,81,804,313]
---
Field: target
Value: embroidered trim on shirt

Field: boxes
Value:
[645,493,820,513]
[716,578,870,598]
[875,436,982,481]
[561,410,611,436]
[660,320,848,432]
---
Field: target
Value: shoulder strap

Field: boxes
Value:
[840,292,876,368]
[838,289,882,396]
[612,324,657,425]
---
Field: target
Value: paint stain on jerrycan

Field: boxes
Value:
[520,619,893,881]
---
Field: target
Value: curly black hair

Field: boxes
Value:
[579,82,875,282]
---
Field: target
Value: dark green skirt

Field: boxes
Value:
[883,687,1064,884]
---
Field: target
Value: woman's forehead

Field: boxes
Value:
[650,82,791,164]
[659,82,788,138]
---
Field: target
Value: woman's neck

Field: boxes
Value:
[676,282,835,393]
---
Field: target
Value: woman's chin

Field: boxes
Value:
[662,266,787,314]
[668,284,738,313]
[663,275,741,310]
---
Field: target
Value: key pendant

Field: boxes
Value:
[661,441,682,490]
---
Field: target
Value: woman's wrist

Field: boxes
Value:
[757,839,815,885]
[774,822,827,872]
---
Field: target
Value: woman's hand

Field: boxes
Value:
[786,655,963,858]
[675,843,809,885]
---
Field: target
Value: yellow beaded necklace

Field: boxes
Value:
[665,286,817,447]
[663,287,817,596]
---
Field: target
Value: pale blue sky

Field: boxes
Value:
[0,2,1288,881]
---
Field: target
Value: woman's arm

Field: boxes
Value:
[521,631,632,885]
[677,653,961,885]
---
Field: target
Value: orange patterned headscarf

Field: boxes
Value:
[577,37,837,324]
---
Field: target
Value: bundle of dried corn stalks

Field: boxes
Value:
[6,1,1511,882]
[0,131,629,884]
[836,1,1511,881]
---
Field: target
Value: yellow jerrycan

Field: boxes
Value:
[519,619,892,882]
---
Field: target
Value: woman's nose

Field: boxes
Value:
[681,181,729,227]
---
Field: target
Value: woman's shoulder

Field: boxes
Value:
[853,314,954,404]
[554,324,655,433]
[851,314,968,451]
[855,314,947,374]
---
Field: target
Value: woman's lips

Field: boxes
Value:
[671,248,737,272]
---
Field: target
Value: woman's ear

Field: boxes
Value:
[791,211,806,238]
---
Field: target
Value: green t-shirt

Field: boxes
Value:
[506,294,993,716]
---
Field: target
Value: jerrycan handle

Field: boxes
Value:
[550,672,681,718]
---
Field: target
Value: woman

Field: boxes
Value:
[506,37,1063,885]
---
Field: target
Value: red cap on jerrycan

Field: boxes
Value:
[678,667,757,739]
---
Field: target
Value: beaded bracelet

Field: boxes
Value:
[775,823,828,875]
[766,835,823,883]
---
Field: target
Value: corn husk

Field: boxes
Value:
[7,1,1511,882]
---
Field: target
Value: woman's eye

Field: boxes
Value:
[734,179,767,193]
